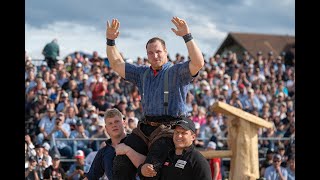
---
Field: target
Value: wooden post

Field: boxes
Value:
[210,102,273,180]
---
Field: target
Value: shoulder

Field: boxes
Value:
[188,149,209,165]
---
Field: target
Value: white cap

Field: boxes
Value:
[41,62,48,66]
[207,141,217,150]
[76,63,82,68]
[42,142,50,151]
[57,60,64,65]
[194,122,200,129]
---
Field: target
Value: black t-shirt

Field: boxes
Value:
[43,165,66,180]
[159,145,212,180]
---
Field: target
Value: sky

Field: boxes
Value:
[25,0,295,61]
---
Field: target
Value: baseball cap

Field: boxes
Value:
[76,119,83,126]
[267,148,275,154]
[83,74,89,80]
[61,92,69,98]
[75,150,85,159]
[76,63,83,68]
[172,118,196,133]
[273,154,281,160]
[42,142,50,151]
[57,60,64,65]
[207,141,217,150]
[41,62,48,66]
[87,105,96,112]
[97,119,106,127]
[79,91,87,97]
[52,154,60,160]
[90,113,98,119]
[29,156,36,162]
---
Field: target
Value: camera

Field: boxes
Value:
[76,165,84,170]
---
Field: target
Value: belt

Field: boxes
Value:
[145,121,163,127]
[144,120,178,127]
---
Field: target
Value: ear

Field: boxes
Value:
[191,132,196,141]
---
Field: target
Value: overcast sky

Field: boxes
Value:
[25,0,295,61]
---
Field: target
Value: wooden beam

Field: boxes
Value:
[211,101,273,128]
[199,150,233,159]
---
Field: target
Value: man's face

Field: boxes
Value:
[173,126,195,150]
[273,157,281,168]
[146,40,168,70]
[105,116,125,138]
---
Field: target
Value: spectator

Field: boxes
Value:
[207,141,222,180]
[264,154,288,180]
[70,119,93,156]
[25,156,40,180]
[286,155,295,180]
[260,148,275,177]
[47,113,73,160]
[67,150,90,180]
[89,119,109,151]
[43,154,67,180]
[42,39,60,69]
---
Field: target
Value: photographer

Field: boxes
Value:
[25,156,40,180]
[66,150,90,180]
[47,113,73,160]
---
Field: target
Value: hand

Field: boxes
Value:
[107,19,120,40]
[141,163,157,177]
[115,143,130,155]
[171,16,190,37]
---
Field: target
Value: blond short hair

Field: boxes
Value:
[104,108,124,119]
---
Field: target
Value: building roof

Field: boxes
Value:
[215,32,295,58]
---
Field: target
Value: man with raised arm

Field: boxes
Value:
[106,17,204,180]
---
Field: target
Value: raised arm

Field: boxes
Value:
[171,16,204,76]
[106,19,126,78]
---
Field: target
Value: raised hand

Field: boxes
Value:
[171,16,190,37]
[106,19,120,40]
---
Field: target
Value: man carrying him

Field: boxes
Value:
[85,108,146,180]
[106,16,204,179]
[142,118,212,180]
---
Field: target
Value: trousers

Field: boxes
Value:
[112,122,175,180]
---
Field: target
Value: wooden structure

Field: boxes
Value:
[214,32,295,60]
[200,101,273,180]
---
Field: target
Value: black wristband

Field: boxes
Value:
[106,38,115,46]
[183,33,193,43]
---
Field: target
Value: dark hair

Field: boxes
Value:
[146,37,166,49]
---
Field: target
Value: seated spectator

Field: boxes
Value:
[206,141,222,180]
[43,154,67,180]
[69,119,93,156]
[67,150,90,180]
[286,155,295,180]
[264,154,288,180]
[90,119,109,151]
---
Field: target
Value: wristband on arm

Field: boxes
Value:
[106,38,115,46]
[183,33,193,43]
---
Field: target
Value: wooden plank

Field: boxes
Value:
[200,150,233,159]
[211,101,273,128]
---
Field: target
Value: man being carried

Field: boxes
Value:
[106,16,204,179]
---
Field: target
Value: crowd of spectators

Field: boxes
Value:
[25,40,295,179]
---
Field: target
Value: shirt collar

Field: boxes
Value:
[105,135,128,146]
